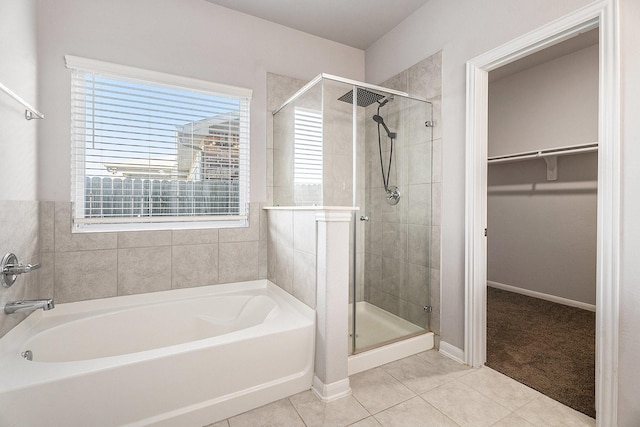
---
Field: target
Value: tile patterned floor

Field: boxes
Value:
[205,350,596,427]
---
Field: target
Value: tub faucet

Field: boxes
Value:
[4,299,54,314]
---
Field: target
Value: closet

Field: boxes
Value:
[485,29,598,418]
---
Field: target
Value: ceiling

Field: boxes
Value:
[489,28,599,82]
[204,0,432,50]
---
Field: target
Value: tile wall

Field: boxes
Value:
[0,201,41,337]
[37,201,267,304]
[266,209,317,309]
[365,52,443,337]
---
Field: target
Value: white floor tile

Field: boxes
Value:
[381,354,464,394]
[489,413,535,427]
[514,395,596,427]
[457,367,542,411]
[350,367,416,414]
[289,390,370,427]
[348,416,383,426]
[228,398,304,427]
[421,380,511,427]
[374,396,459,427]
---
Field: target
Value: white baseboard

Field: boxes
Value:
[439,341,465,364]
[311,376,351,402]
[487,280,596,312]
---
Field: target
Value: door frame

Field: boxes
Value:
[464,0,619,424]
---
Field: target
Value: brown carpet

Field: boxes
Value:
[486,286,595,418]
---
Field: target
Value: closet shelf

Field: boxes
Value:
[0,81,44,120]
[488,142,598,181]
[487,142,598,164]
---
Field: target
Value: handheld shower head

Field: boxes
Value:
[373,114,396,139]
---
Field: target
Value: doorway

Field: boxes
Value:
[464,2,620,425]
[484,29,598,417]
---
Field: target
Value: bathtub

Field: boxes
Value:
[0,280,315,427]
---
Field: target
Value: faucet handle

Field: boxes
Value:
[3,263,41,275]
[1,253,41,288]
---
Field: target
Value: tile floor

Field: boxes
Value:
[206,350,596,427]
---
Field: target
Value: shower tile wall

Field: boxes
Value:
[365,51,442,337]
[37,201,267,304]
[0,201,42,337]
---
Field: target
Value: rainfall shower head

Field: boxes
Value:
[373,114,396,139]
[337,88,386,107]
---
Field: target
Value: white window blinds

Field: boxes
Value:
[66,56,251,232]
[294,108,323,184]
[293,107,323,205]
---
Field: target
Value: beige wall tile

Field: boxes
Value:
[275,243,294,294]
[407,184,431,226]
[0,201,41,337]
[259,239,268,279]
[118,246,172,295]
[407,224,430,267]
[219,241,260,283]
[118,230,171,248]
[172,228,218,246]
[430,226,441,269]
[54,249,118,303]
[293,249,316,308]
[293,210,316,255]
[54,202,117,252]
[39,201,55,252]
[408,142,432,185]
[38,251,55,300]
[407,51,443,100]
[172,244,218,288]
[219,202,260,242]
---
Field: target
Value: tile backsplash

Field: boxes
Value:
[0,200,41,337]
[39,201,267,305]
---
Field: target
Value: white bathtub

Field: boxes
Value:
[0,280,315,427]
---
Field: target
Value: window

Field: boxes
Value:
[66,56,251,232]
[293,107,323,204]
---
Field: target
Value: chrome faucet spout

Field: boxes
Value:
[4,299,54,314]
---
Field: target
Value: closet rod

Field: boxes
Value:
[487,143,598,164]
[0,81,44,120]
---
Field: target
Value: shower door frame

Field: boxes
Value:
[464,1,619,425]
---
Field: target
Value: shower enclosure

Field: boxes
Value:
[273,74,433,355]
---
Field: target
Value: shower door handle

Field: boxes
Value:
[359,216,369,222]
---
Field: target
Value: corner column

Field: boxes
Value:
[312,209,354,401]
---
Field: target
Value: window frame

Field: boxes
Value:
[65,55,252,233]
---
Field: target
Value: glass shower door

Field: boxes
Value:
[351,92,433,354]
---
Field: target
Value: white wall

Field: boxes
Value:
[1,0,38,200]
[0,0,42,337]
[488,44,598,157]
[37,0,365,203]
[487,45,598,305]
[487,153,597,305]
[366,0,640,422]
[618,0,640,424]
